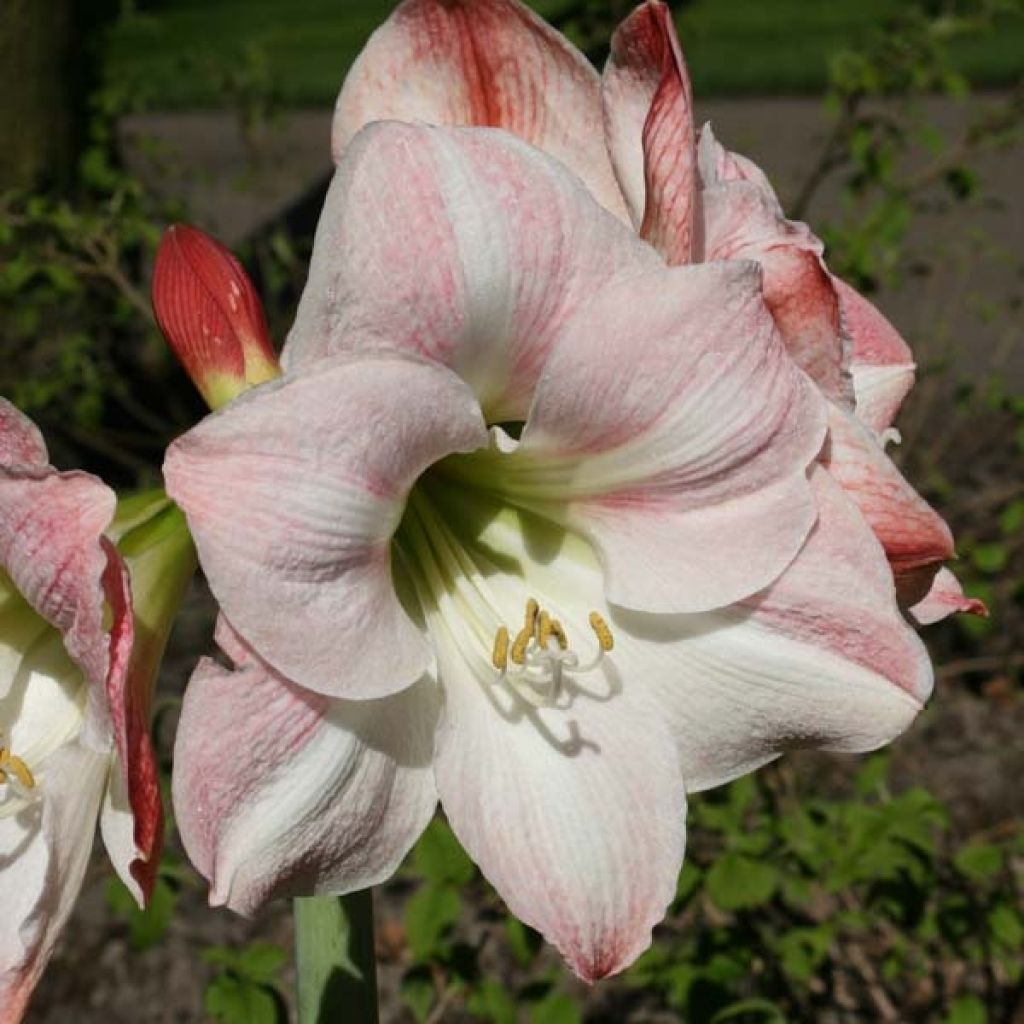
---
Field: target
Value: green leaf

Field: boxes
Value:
[505,915,543,966]
[706,852,779,911]
[774,926,833,983]
[413,817,475,885]
[205,976,280,1024]
[989,903,1024,951]
[405,883,462,960]
[944,993,987,1024]
[711,997,787,1023]
[673,860,703,909]
[400,968,436,1024]
[530,991,581,1024]
[235,943,287,983]
[854,752,891,796]
[970,542,1008,574]
[466,978,517,1024]
[954,842,1004,882]
[105,874,176,950]
[999,498,1024,536]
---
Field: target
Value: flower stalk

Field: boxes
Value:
[294,891,379,1024]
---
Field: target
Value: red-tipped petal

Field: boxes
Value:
[909,567,988,626]
[603,0,697,263]
[834,277,916,433]
[152,225,281,409]
[825,405,953,592]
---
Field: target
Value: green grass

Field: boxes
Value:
[104,0,1024,107]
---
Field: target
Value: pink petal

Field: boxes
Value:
[513,261,827,613]
[99,544,163,903]
[333,0,627,220]
[172,622,438,914]
[639,469,931,792]
[0,399,47,469]
[284,122,660,421]
[603,0,697,263]
[834,277,916,433]
[0,406,162,905]
[432,623,686,981]
[0,743,110,1024]
[698,126,851,405]
[910,566,988,626]
[825,404,953,594]
[164,355,488,699]
[152,225,281,410]
[0,464,116,704]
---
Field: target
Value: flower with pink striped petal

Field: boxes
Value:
[329,0,980,623]
[0,400,193,1023]
[163,122,932,981]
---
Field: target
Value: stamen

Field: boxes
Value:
[510,626,531,665]
[537,610,553,649]
[0,748,36,790]
[589,611,614,652]
[550,619,568,650]
[522,597,539,635]
[491,626,509,671]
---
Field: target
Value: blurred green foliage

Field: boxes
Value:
[384,756,1022,1022]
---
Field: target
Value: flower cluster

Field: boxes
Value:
[0,0,984,1013]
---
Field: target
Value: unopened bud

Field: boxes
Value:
[152,225,281,409]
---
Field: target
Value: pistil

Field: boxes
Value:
[493,598,614,706]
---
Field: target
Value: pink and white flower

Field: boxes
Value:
[0,401,190,1021]
[162,122,931,980]
[334,0,981,623]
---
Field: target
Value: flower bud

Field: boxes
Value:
[152,225,281,409]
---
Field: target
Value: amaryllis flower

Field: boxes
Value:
[0,401,192,1021]
[333,0,982,623]
[162,123,931,980]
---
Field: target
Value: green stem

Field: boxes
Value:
[294,891,379,1024]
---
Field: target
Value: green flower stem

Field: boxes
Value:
[294,891,379,1024]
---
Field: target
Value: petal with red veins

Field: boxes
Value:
[432,619,686,982]
[283,122,660,421]
[910,566,988,626]
[603,0,697,263]
[333,0,627,219]
[825,404,953,588]
[98,544,163,904]
[626,468,932,791]
[171,628,439,914]
[164,355,488,699]
[495,261,826,614]
[0,743,110,1024]
[698,126,851,405]
[834,277,916,433]
[0,399,47,469]
[0,463,116,712]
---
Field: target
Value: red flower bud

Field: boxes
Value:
[152,225,281,409]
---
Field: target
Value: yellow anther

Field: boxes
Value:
[549,618,569,650]
[510,627,531,665]
[0,748,35,790]
[491,626,510,671]
[589,611,614,652]
[537,610,553,648]
[523,597,539,635]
